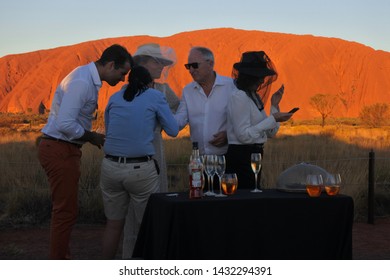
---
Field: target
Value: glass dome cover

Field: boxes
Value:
[276,162,330,192]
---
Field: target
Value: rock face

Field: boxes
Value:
[1,28,390,119]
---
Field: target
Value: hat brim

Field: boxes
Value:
[156,57,173,66]
[133,54,174,66]
[233,63,276,77]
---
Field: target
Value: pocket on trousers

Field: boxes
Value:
[153,159,160,175]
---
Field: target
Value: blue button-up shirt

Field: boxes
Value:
[103,87,179,157]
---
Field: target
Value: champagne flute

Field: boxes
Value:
[215,155,227,197]
[204,155,216,196]
[251,153,262,193]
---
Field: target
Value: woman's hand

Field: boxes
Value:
[271,84,284,108]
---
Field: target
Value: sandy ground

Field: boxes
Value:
[0,217,389,260]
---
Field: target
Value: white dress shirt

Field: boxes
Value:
[42,62,102,143]
[175,73,236,155]
[227,87,280,145]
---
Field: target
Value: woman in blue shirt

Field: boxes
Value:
[123,43,179,259]
[100,66,179,259]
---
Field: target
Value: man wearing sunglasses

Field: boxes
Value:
[175,46,236,156]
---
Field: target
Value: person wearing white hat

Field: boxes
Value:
[122,43,179,259]
[133,43,179,115]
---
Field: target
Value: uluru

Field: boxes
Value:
[1,28,389,120]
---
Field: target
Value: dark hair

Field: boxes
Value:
[96,44,133,69]
[233,70,277,108]
[235,73,266,110]
[123,66,153,102]
[235,74,264,93]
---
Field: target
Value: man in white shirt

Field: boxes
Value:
[38,44,132,259]
[175,46,236,156]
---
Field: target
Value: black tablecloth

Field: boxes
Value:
[133,189,353,260]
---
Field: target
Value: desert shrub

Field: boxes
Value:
[309,94,339,127]
[1,125,390,224]
[359,103,390,127]
[4,187,51,224]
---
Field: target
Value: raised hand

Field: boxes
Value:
[271,84,284,108]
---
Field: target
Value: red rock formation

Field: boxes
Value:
[1,28,389,119]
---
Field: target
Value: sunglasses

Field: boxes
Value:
[184,62,200,70]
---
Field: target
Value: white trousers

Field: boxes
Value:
[100,157,159,258]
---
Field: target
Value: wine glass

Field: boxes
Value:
[215,155,227,197]
[251,153,262,193]
[306,174,323,197]
[204,155,216,196]
[324,173,341,196]
[221,173,238,195]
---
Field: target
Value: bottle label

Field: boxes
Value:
[188,145,203,199]
[191,170,202,187]
[192,180,202,188]
[192,171,201,181]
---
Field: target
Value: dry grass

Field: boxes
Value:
[0,124,389,225]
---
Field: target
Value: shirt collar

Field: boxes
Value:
[213,73,226,86]
[88,62,102,89]
[193,71,223,89]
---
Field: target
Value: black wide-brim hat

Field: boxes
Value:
[233,51,276,78]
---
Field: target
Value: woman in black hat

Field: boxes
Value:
[226,51,294,190]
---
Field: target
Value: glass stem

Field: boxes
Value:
[258,167,262,190]
[255,173,258,190]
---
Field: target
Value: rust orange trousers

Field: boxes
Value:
[38,138,82,259]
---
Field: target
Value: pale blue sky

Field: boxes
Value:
[1,0,389,57]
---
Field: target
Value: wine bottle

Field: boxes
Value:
[188,142,203,199]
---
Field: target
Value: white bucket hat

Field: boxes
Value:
[134,43,176,66]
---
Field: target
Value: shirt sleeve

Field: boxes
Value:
[156,95,179,137]
[266,105,280,138]
[56,79,90,139]
[162,83,180,113]
[228,92,278,144]
[174,91,189,130]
